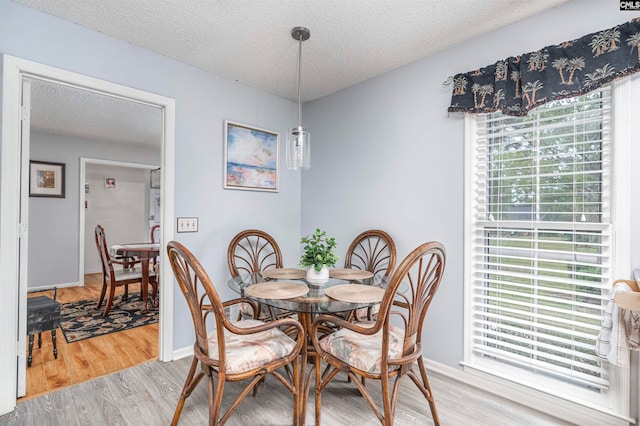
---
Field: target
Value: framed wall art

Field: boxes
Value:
[224,120,279,192]
[29,160,65,198]
[105,177,116,189]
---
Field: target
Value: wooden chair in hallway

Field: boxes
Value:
[167,240,304,426]
[311,241,446,426]
[150,224,160,270]
[94,224,157,316]
[150,224,160,243]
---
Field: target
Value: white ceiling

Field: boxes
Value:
[29,79,163,147]
[15,0,570,147]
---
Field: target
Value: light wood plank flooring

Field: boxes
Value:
[2,356,575,425]
[22,273,158,401]
[0,358,570,426]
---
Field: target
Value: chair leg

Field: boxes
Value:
[27,335,34,367]
[171,356,205,426]
[415,357,440,425]
[292,355,301,426]
[208,370,225,426]
[314,354,322,426]
[51,329,58,359]
[103,285,117,316]
[37,332,42,348]
[150,279,159,308]
[381,374,393,426]
[97,276,107,309]
[123,284,129,302]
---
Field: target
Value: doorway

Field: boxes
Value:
[0,55,175,412]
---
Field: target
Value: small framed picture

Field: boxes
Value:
[224,120,279,192]
[105,177,116,189]
[29,161,65,198]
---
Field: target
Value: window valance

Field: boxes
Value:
[448,18,640,116]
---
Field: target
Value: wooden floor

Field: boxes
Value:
[22,273,158,401]
[3,356,573,425]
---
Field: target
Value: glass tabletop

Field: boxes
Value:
[227,272,390,315]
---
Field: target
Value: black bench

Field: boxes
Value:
[26,295,61,367]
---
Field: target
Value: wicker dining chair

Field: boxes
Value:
[343,229,397,321]
[343,229,397,280]
[310,241,446,426]
[227,229,290,321]
[167,240,304,426]
[227,229,283,276]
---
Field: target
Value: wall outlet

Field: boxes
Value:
[177,217,198,233]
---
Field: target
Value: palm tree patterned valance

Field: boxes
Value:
[448,18,640,116]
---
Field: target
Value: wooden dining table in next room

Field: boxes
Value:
[110,242,160,313]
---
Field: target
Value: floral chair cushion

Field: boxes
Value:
[207,319,297,374]
[318,321,404,373]
[354,304,380,320]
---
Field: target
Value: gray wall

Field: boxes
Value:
[0,0,302,351]
[302,0,640,371]
[28,131,158,288]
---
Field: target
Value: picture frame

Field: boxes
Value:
[224,120,279,192]
[105,177,116,189]
[29,160,65,198]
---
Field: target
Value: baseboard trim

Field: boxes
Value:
[172,345,193,361]
[27,281,81,293]
[423,358,633,426]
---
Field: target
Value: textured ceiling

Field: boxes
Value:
[15,0,570,147]
[29,79,163,147]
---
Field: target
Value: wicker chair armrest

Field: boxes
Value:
[222,297,259,319]
[313,313,382,335]
[224,314,304,341]
[310,313,383,350]
[388,343,422,366]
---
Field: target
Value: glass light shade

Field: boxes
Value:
[286,126,311,170]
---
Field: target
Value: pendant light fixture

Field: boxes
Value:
[286,26,311,170]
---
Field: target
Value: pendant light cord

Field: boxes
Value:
[297,34,303,128]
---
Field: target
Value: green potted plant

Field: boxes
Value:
[300,228,339,284]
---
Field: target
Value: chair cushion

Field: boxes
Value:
[355,303,380,320]
[318,321,404,374]
[207,319,298,374]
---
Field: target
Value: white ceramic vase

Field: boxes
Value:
[306,265,329,284]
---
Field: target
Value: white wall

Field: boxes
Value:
[27,131,158,288]
[303,0,640,372]
[84,164,150,275]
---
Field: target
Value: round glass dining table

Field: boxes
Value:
[227,269,390,424]
[227,271,389,316]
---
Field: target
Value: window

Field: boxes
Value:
[465,84,629,415]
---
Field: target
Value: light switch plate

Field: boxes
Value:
[177,217,198,233]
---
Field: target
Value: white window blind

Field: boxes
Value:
[469,86,611,391]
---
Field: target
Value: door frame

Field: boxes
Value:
[0,54,175,413]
